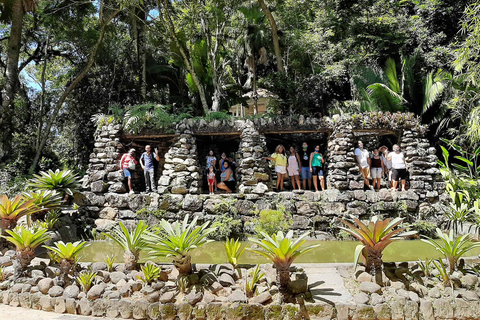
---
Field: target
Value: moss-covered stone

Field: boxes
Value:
[282,303,302,320]
[205,303,224,320]
[160,303,177,320]
[265,305,284,320]
[243,303,264,320]
[306,302,335,319]
[353,305,376,320]
[177,302,193,320]
[146,302,160,320]
[226,303,244,320]
[373,303,391,320]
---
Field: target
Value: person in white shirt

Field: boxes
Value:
[379,145,392,188]
[354,141,372,189]
[387,144,408,191]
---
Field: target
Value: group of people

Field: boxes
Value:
[205,150,236,194]
[355,141,408,192]
[119,145,159,194]
[265,142,326,192]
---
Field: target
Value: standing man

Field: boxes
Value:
[354,141,372,190]
[140,145,160,193]
[300,142,312,190]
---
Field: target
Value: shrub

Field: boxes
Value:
[28,169,80,196]
[211,214,243,240]
[251,208,292,236]
[44,241,89,278]
[224,238,245,277]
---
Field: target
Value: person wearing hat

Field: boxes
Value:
[120,148,138,194]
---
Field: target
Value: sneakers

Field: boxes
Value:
[129,190,135,194]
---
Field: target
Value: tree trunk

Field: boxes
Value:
[135,5,147,102]
[158,0,209,115]
[252,54,258,115]
[28,8,121,174]
[15,248,35,276]
[277,266,291,292]
[257,0,284,73]
[124,251,138,271]
[0,0,24,162]
[59,258,75,281]
[202,17,224,112]
[368,251,384,286]
[172,254,192,275]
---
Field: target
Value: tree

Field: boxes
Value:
[257,0,283,73]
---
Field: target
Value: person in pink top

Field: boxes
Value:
[119,149,138,194]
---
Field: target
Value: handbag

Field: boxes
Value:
[128,159,136,170]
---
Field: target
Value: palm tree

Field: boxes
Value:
[2,226,50,276]
[103,221,148,271]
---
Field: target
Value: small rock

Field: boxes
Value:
[159,291,175,303]
[219,273,235,287]
[91,262,108,272]
[0,280,10,290]
[269,285,279,295]
[37,278,54,294]
[354,292,370,305]
[356,272,373,283]
[370,293,384,306]
[63,285,80,299]
[203,291,216,303]
[0,256,12,267]
[460,290,478,301]
[45,266,60,278]
[87,284,105,300]
[130,281,142,292]
[118,283,132,297]
[408,291,419,302]
[103,290,121,300]
[21,284,32,293]
[10,284,23,293]
[151,281,165,290]
[428,287,441,299]
[208,281,223,293]
[462,274,478,289]
[359,282,381,294]
[252,291,272,304]
[228,290,247,303]
[391,281,405,290]
[146,291,160,303]
[185,292,203,305]
[48,286,64,297]
[109,271,126,284]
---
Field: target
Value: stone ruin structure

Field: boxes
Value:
[76,112,446,239]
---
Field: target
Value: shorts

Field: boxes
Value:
[275,166,287,175]
[371,167,383,179]
[301,167,312,180]
[223,180,236,191]
[287,166,299,176]
[123,168,133,178]
[208,179,214,185]
[392,168,407,181]
[311,166,323,176]
[360,167,370,179]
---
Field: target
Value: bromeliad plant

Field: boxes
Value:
[224,238,246,278]
[247,230,319,298]
[28,169,80,197]
[76,271,97,292]
[0,195,39,234]
[146,215,216,275]
[139,263,160,284]
[23,190,63,212]
[245,264,265,297]
[2,226,50,276]
[340,216,416,285]
[103,221,148,271]
[421,228,480,274]
[44,241,89,278]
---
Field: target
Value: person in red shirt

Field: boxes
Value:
[119,149,138,194]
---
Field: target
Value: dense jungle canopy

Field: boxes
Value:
[0,0,479,179]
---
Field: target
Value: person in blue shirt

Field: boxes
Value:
[140,145,160,193]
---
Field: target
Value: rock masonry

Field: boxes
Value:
[80,112,446,237]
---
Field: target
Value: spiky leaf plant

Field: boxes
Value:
[145,215,216,275]
[0,195,39,234]
[248,230,319,297]
[224,238,245,278]
[76,271,97,292]
[2,226,50,276]
[340,216,416,285]
[139,263,160,284]
[421,228,480,274]
[246,264,265,297]
[44,241,89,278]
[22,190,63,212]
[103,221,148,271]
[28,169,80,196]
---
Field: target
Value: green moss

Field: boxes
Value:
[265,305,283,320]
[136,207,166,218]
[226,304,244,320]
[176,303,193,320]
[282,304,301,320]
[160,303,177,320]
[205,304,224,320]
[355,305,376,320]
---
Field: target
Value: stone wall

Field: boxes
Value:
[80,113,446,236]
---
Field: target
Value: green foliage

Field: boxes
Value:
[146,215,216,258]
[211,214,243,240]
[418,258,432,278]
[2,226,50,251]
[139,263,160,284]
[103,221,148,257]
[250,207,292,236]
[44,241,89,263]
[22,190,63,211]
[421,228,480,274]
[0,194,39,230]
[224,238,245,267]
[27,169,80,196]
[104,255,116,272]
[245,265,265,297]
[432,259,452,286]
[76,271,97,292]
[408,220,437,238]
[136,207,165,219]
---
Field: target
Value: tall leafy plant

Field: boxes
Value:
[0,195,39,233]
[44,241,89,278]
[28,169,80,197]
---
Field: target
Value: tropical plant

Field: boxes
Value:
[76,271,97,292]
[251,208,292,236]
[0,194,39,234]
[22,190,63,213]
[2,226,50,276]
[44,241,89,278]
[418,258,433,278]
[340,216,416,285]
[245,264,265,297]
[27,169,80,196]
[104,254,116,272]
[102,221,148,271]
[224,238,246,278]
[177,275,189,294]
[145,215,216,275]
[211,214,243,240]
[139,263,160,284]
[432,259,452,286]
[247,230,319,297]
[421,228,480,274]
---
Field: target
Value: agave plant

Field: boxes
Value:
[340,216,416,285]
[28,169,80,197]
[2,226,50,276]
[224,238,245,278]
[44,241,89,278]
[421,228,480,274]
[247,230,319,296]
[103,221,148,271]
[145,215,216,275]
[0,195,39,234]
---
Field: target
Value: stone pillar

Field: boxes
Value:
[236,121,270,194]
[326,118,355,190]
[158,132,201,195]
[84,123,124,194]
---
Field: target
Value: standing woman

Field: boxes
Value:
[309,145,325,191]
[370,149,385,191]
[287,146,302,191]
[264,145,287,191]
[387,144,408,191]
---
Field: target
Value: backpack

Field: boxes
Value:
[127,159,136,170]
